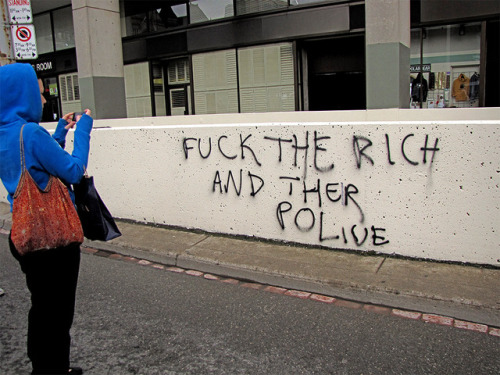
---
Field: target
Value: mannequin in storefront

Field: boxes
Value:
[411,73,428,104]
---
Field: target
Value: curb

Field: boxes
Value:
[81,246,500,337]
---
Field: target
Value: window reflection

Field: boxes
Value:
[121,1,188,36]
[53,7,75,50]
[34,13,54,54]
[151,4,187,32]
[235,0,288,16]
[189,0,234,24]
[291,0,333,5]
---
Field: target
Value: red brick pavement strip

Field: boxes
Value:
[241,282,264,290]
[363,304,392,315]
[422,314,454,326]
[310,294,336,304]
[489,328,500,337]
[79,246,500,336]
[263,286,288,295]
[392,309,422,320]
[166,267,185,273]
[284,290,311,299]
[454,320,489,333]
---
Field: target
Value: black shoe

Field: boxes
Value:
[32,369,83,375]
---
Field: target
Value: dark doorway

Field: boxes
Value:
[41,77,61,122]
[485,19,500,107]
[302,36,365,111]
[309,71,365,111]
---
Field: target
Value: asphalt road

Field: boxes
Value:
[1,240,499,375]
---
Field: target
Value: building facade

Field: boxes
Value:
[21,0,500,120]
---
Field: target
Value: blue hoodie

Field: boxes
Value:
[0,63,93,211]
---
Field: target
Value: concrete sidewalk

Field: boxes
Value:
[0,202,498,327]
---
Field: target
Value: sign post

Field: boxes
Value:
[1,0,15,65]
[6,0,37,60]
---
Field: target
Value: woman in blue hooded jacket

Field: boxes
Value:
[0,63,92,375]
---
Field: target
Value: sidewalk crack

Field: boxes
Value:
[375,257,387,274]
[189,235,210,250]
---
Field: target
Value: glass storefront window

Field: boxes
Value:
[34,13,54,54]
[167,58,192,115]
[238,43,295,112]
[123,12,149,36]
[121,1,188,36]
[192,43,295,114]
[150,3,188,32]
[291,0,334,5]
[53,7,75,51]
[410,23,481,109]
[119,1,349,33]
[124,62,153,117]
[190,0,234,24]
[192,49,238,114]
[152,62,167,116]
[235,0,288,16]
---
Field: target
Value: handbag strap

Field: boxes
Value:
[19,125,26,172]
[17,124,53,193]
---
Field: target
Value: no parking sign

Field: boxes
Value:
[11,24,38,60]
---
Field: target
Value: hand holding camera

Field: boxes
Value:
[63,109,92,130]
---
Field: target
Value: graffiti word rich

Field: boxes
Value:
[354,134,440,168]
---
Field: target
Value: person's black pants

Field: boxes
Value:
[9,235,81,375]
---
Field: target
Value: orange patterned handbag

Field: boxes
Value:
[10,125,84,255]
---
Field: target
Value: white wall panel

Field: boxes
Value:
[3,109,498,266]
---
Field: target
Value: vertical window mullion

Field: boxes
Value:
[50,11,56,52]
[419,28,424,108]
[236,48,241,113]
[149,61,156,117]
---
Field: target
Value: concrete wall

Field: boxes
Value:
[3,108,499,266]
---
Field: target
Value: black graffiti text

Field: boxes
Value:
[183,134,262,166]
[213,169,264,197]
[353,133,440,168]
[264,131,335,175]
[276,202,389,246]
[279,177,364,223]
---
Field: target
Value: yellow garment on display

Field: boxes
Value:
[452,74,470,101]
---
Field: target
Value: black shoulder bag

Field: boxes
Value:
[73,170,122,241]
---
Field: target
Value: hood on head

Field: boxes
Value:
[0,63,42,127]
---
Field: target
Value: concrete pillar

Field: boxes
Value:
[72,0,126,119]
[365,0,411,109]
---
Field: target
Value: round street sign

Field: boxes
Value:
[16,26,32,42]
